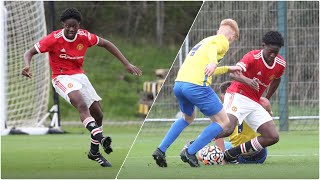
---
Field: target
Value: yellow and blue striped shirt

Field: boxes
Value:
[175,34,230,86]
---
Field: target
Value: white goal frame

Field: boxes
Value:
[1,1,62,135]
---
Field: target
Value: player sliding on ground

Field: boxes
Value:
[21,8,142,167]
[152,19,241,167]
[218,31,286,163]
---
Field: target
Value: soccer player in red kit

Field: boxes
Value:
[220,31,286,162]
[21,8,142,167]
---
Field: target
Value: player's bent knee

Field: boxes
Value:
[271,134,280,144]
[183,112,195,124]
[219,120,236,137]
[224,128,234,137]
[77,102,89,113]
[267,133,279,145]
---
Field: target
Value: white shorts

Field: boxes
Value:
[52,74,102,108]
[223,92,272,132]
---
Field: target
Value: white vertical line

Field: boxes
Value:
[0,1,8,135]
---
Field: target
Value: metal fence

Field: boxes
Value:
[147,1,319,131]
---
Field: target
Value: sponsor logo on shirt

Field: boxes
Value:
[59,54,84,60]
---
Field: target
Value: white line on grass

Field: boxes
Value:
[127,154,319,159]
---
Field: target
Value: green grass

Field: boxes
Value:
[49,36,179,122]
[1,126,140,179]
[2,126,319,179]
[118,131,319,179]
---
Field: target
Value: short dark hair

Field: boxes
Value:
[60,8,82,22]
[219,81,232,94]
[262,31,284,47]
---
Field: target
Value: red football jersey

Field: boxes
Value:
[227,50,286,102]
[34,29,99,78]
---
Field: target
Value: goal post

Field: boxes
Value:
[0,1,8,135]
[2,1,62,135]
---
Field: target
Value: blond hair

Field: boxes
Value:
[220,19,239,40]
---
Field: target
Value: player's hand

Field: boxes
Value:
[21,66,32,78]
[248,77,260,91]
[205,62,217,76]
[125,63,142,76]
[228,66,242,74]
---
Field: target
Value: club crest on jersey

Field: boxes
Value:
[232,106,237,112]
[76,44,84,51]
[269,75,275,81]
[68,83,73,88]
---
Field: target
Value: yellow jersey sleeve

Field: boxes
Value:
[175,35,230,86]
[213,66,229,76]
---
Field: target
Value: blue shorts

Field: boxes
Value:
[173,81,223,117]
[224,141,268,164]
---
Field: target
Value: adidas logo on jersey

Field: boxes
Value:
[60,48,66,53]
[257,71,262,76]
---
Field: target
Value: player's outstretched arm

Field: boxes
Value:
[22,47,38,78]
[97,37,142,76]
[213,66,241,76]
[230,71,260,91]
[265,78,281,99]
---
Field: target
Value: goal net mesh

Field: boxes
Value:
[4,1,50,129]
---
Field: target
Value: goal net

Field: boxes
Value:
[143,1,319,134]
[1,1,51,135]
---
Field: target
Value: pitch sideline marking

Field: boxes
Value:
[126,154,319,159]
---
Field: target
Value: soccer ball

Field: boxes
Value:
[197,145,224,165]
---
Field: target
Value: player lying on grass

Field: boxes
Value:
[152,19,241,167]
[217,81,272,164]
[22,8,142,167]
[217,31,286,163]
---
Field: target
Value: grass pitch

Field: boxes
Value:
[1,126,139,179]
[118,130,319,179]
[2,126,319,179]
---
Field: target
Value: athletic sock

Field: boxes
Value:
[159,117,189,152]
[90,126,103,154]
[187,122,223,155]
[90,136,100,154]
[225,137,263,161]
[83,117,104,143]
